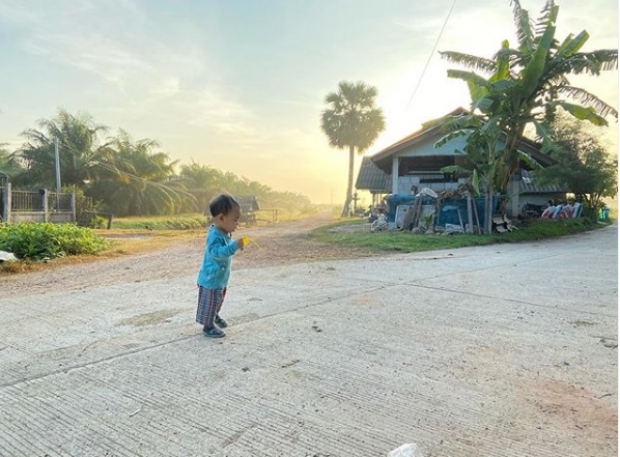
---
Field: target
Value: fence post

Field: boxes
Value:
[3,182,11,223]
[42,189,49,222]
[71,191,76,223]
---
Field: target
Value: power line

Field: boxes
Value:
[405,0,458,110]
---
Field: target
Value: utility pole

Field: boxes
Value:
[54,137,61,211]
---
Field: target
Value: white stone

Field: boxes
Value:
[387,443,425,457]
[0,250,17,262]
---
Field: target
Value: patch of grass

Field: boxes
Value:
[95,229,201,256]
[311,218,603,253]
[110,214,206,230]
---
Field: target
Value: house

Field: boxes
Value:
[356,108,566,218]
[355,157,390,206]
[235,195,259,226]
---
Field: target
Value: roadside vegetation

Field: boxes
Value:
[0,222,109,261]
[311,218,609,253]
[1,110,315,220]
[108,214,206,230]
[0,212,613,276]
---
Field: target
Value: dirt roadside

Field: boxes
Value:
[0,212,380,297]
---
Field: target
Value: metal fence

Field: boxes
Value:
[9,190,74,212]
[1,184,77,223]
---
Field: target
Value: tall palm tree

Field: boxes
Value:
[321,81,385,217]
[439,0,617,196]
[16,109,110,188]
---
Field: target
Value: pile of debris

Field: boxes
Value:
[492,214,517,233]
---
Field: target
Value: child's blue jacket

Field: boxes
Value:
[196,225,240,289]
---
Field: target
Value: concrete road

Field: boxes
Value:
[0,225,617,457]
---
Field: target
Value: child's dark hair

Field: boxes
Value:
[209,194,239,217]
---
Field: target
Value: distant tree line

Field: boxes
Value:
[0,109,313,217]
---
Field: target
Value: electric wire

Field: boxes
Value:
[404,0,458,110]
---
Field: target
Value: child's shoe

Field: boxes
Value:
[203,326,226,338]
[215,315,228,328]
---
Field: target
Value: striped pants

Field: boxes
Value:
[195,286,227,327]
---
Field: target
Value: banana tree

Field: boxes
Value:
[439,0,618,199]
[436,110,541,233]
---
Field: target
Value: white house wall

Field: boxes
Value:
[387,134,469,194]
[395,135,469,158]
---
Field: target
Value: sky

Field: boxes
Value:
[0,0,617,204]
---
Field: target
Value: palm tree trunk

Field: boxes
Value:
[341,145,355,217]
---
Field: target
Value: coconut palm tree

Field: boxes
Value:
[178,161,228,213]
[16,109,110,188]
[0,144,23,178]
[439,0,617,196]
[321,81,385,217]
[179,161,222,190]
[89,130,188,216]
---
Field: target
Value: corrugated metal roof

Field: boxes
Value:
[518,170,567,194]
[235,195,259,211]
[355,157,390,192]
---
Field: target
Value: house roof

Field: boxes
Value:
[355,157,390,192]
[370,107,469,172]
[518,169,567,194]
[235,195,259,211]
[370,107,555,173]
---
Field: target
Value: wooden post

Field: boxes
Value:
[457,208,464,231]
[42,188,49,223]
[472,198,481,234]
[466,194,474,234]
[71,191,77,223]
[3,182,11,223]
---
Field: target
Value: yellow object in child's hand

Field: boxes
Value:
[240,235,260,249]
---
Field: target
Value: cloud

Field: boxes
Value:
[184,88,253,131]
[0,1,44,24]
[0,1,152,89]
[3,0,239,129]
[25,32,152,89]
[148,77,181,99]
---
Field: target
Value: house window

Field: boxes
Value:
[400,155,468,183]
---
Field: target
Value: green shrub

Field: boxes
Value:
[90,215,107,229]
[0,223,109,260]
